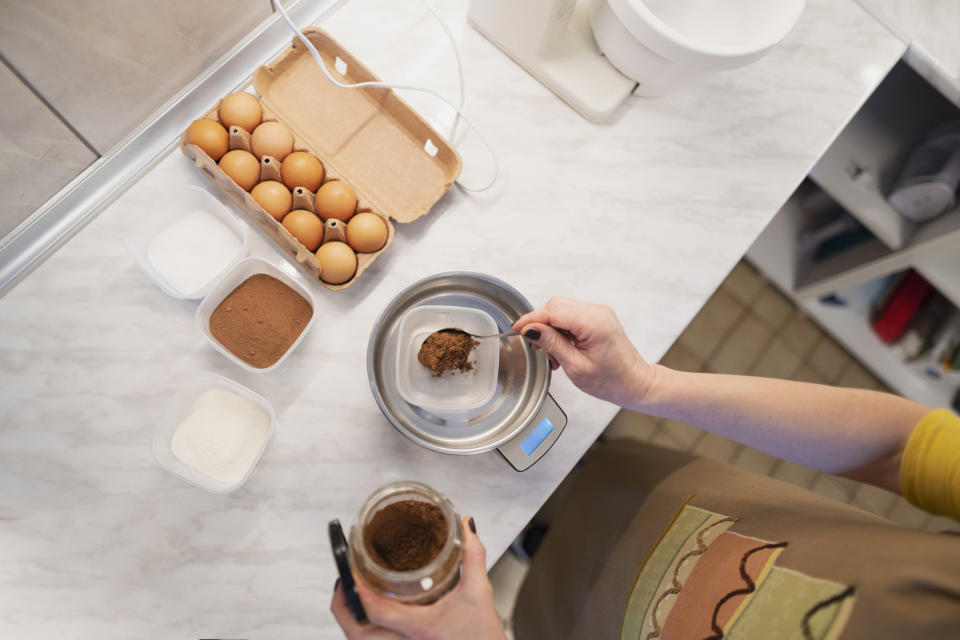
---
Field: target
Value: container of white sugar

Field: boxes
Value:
[127,185,247,300]
[152,371,275,493]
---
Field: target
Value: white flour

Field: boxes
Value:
[147,208,242,296]
[171,387,270,485]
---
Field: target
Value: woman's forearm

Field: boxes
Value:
[630,365,929,493]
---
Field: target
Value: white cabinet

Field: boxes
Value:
[748,59,960,410]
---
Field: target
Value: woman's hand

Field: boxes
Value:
[331,517,505,640]
[513,298,655,409]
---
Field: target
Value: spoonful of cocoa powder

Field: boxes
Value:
[417,329,479,373]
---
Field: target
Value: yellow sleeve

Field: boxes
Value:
[899,408,960,522]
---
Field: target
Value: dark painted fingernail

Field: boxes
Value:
[524,329,541,341]
[334,577,340,591]
[468,517,477,534]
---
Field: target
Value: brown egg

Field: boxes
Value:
[316,241,358,285]
[218,92,262,133]
[315,181,358,222]
[251,181,292,221]
[282,210,324,251]
[251,121,294,161]
[346,212,388,253]
[185,119,228,161]
[219,150,261,191]
[281,152,325,192]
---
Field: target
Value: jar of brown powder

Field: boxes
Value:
[349,481,462,604]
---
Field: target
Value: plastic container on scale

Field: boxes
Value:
[395,305,500,414]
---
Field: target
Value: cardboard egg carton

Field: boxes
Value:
[180,28,462,290]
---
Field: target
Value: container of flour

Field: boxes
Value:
[151,371,275,493]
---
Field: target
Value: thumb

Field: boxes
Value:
[460,516,488,593]
[522,323,582,371]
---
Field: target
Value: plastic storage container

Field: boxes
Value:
[196,257,318,373]
[395,305,499,413]
[151,371,275,493]
[126,185,247,299]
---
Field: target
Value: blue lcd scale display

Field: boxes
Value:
[520,418,555,456]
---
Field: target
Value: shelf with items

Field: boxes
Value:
[796,201,960,300]
[809,60,960,250]
[748,185,960,410]
[748,180,892,298]
[747,54,960,414]
[800,272,960,411]
[748,184,960,410]
[748,179,960,302]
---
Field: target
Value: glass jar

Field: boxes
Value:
[349,481,463,604]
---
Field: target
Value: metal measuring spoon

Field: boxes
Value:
[438,328,520,340]
[463,329,520,340]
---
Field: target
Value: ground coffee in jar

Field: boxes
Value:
[363,500,448,571]
[209,274,311,368]
[348,481,463,604]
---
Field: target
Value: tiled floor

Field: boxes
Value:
[488,259,960,632]
[0,0,283,239]
[603,259,955,529]
[0,64,97,239]
[0,0,277,153]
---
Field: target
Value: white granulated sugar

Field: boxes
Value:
[147,208,242,296]
[171,387,270,485]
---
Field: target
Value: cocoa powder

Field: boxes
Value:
[209,274,312,368]
[417,329,478,374]
[363,500,448,571]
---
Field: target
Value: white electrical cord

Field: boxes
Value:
[271,0,498,192]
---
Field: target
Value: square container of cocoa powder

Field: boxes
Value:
[197,257,317,373]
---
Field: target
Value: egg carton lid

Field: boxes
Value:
[253,28,462,225]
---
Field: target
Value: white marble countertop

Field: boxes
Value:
[0,0,905,637]
[858,0,960,82]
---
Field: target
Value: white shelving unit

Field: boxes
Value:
[748,59,960,412]
[747,183,960,302]
[809,61,959,249]
[800,283,958,410]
